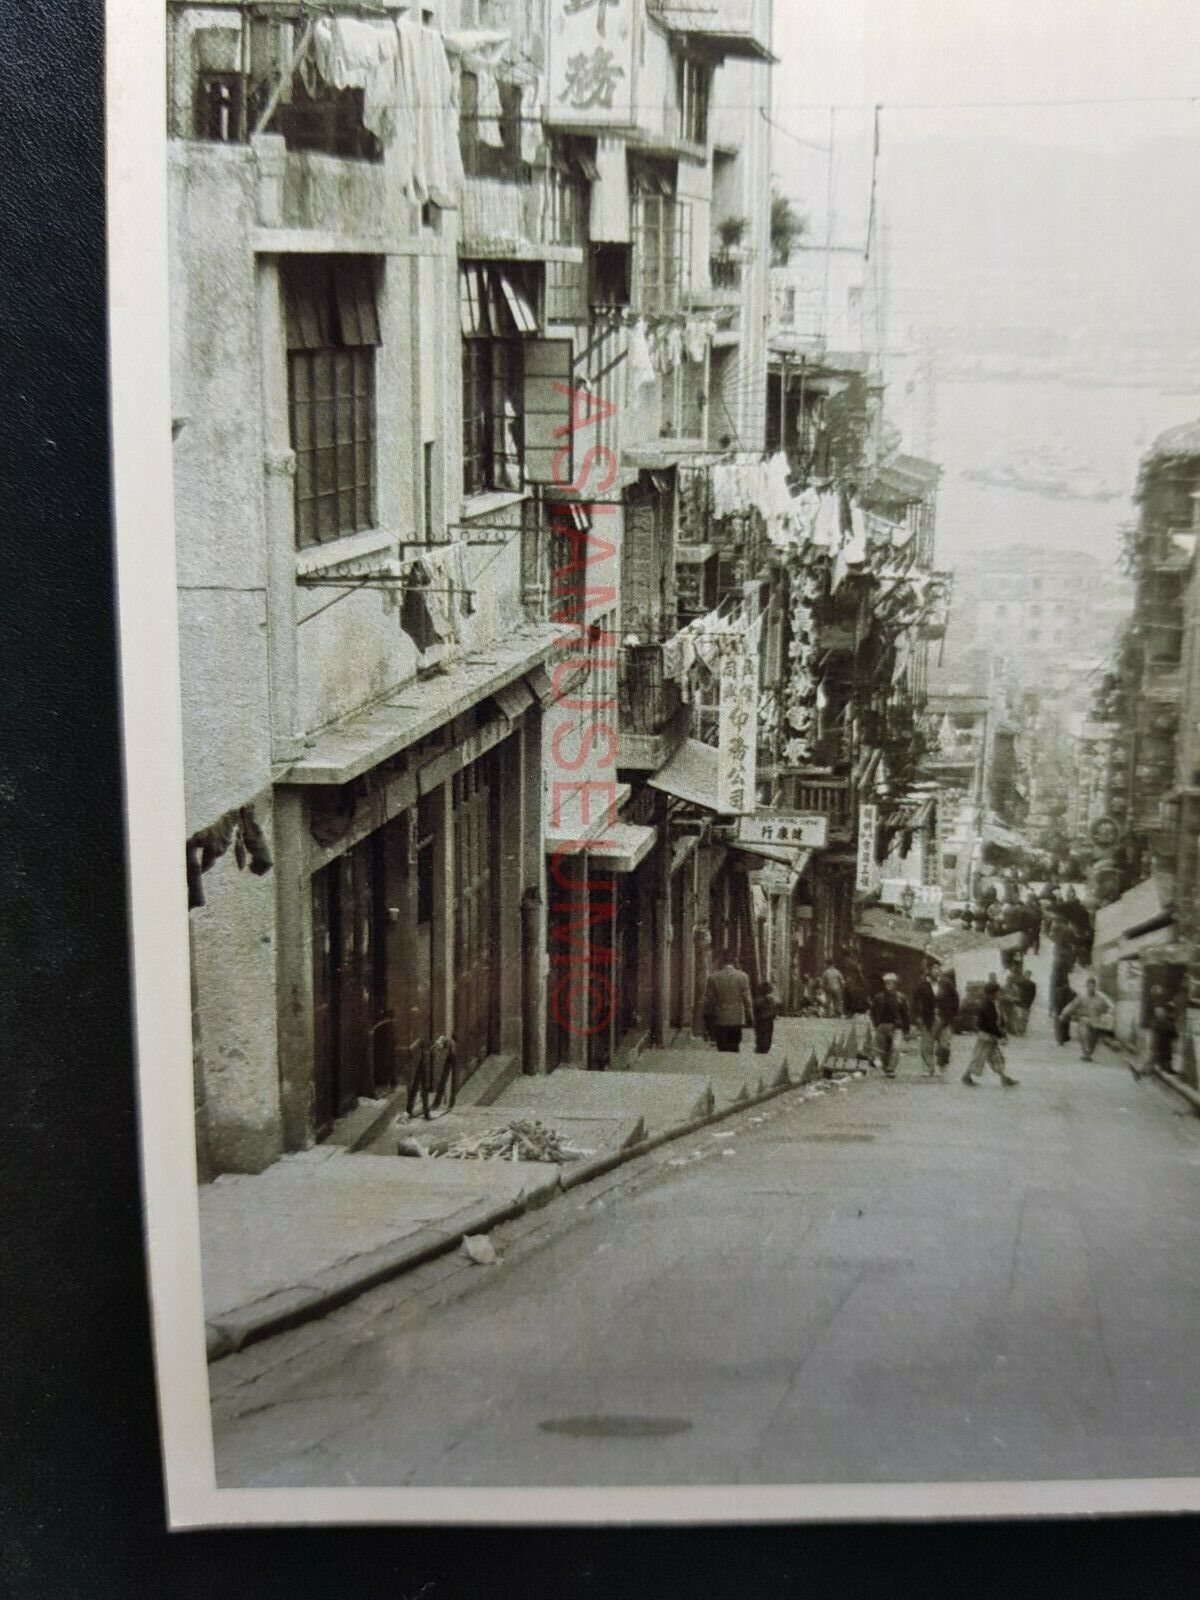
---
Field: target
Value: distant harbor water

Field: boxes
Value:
[931,377,1200,563]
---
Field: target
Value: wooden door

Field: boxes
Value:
[311,865,338,1139]
[669,867,685,1033]
[453,752,498,1076]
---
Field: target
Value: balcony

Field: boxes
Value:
[708,251,747,305]
[777,772,854,840]
[460,169,587,262]
[649,0,776,63]
[618,642,689,771]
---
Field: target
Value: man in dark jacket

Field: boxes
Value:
[869,973,910,1077]
[933,966,960,1071]
[962,981,1019,1087]
[702,951,755,1053]
[911,960,938,1077]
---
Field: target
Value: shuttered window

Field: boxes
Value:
[285,257,380,547]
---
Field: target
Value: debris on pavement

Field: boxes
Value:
[460,1234,499,1266]
[397,1118,595,1163]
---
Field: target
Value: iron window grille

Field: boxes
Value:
[284,256,381,548]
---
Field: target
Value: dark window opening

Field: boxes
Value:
[460,262,543,496]
[676,57,711,146]
[284,256,381,547]
[195,71,245,142]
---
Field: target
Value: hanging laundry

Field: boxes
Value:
[590,135,630,243]
[519,76,542,163]
[310,15,402,143]
[238,805,274,875]
[400,558,442,651]
[626,319,657,390]
[397,17,464,207]
[683,318,709,364]
[842,504,868,564]
[474,64,504,147]
[666,326,684,368]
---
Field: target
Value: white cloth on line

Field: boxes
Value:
[626,319,657,390]
[309,16,402,142]
[589,136,630,242]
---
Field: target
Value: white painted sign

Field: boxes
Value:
[856,803,879,892]
[737,810,829,850]
[717,616,760,815]
[547,0,635,127]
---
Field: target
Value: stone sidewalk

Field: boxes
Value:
[200,1023,834,1360]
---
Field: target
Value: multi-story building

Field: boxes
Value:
[169,0,780,1175]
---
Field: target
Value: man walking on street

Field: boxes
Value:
[870,972,910,1077]
[1058,976,1114,1061]
[821,958,846,1018]
[963,980,1019,1087]
[934,964,960,1072]
[911,960,938,1077]
[702,950,754,1054]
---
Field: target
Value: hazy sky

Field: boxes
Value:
[772,0,1200,138]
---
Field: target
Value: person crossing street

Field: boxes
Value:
[1058,977,1114,1061]
[933,964,960,1072]
[911,960,939,1077]
[962,980,1019,1087]
[869,973,910,1078]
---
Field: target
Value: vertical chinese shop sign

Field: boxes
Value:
[717,615,761,815]
[547,0,635,127]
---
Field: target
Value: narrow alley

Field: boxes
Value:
[210,999,1200,1489]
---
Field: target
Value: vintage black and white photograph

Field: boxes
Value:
[111,0,1200,1520]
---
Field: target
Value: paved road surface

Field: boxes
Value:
[211,994,1200,1488]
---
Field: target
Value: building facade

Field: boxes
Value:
[170,0,783,1175]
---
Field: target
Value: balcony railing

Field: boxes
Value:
[710,253,744,293]
[777,773,854,838]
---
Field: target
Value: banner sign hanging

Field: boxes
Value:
[717,615,760,815]
[856,803,879,891]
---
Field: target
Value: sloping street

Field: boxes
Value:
[211,995,1200,1489]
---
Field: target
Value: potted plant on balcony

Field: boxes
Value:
[716,214,748,253]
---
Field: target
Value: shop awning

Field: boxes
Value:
[982,821,1028,855]
[547,781,633,856]
[1094,875,1169,957]
[598,822,658,874]
[1107,923,1175,964]
[854,907,932,953]
[647,738,725,811]
[730,841,813,876]
[281,625,560,787]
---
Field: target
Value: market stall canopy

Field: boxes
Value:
[982,820,1028,856]
[855,907,931,953]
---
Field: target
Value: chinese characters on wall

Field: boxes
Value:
[548,0,633,124]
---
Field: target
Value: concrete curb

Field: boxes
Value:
[205,1044,832,1362]
[1151,1067,1200,1115]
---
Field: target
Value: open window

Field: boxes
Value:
[461,261,578,497]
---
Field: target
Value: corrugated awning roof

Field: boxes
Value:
[547,781,633,856]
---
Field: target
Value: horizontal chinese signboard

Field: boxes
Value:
[736,810,829,851]
[547,0,635,127]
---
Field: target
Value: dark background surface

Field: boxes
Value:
[0,0,1193,1590]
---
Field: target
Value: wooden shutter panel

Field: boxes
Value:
[334,258,380,348]
[521,338,574,487]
